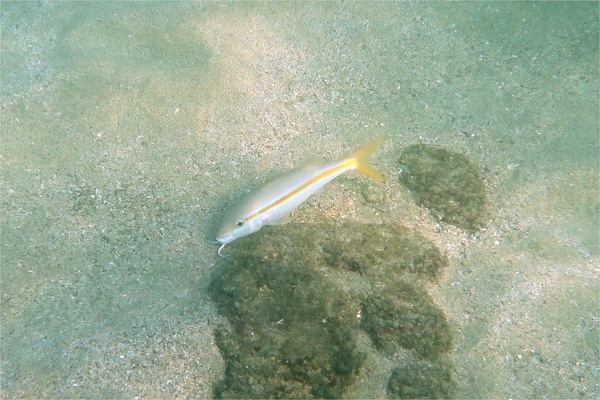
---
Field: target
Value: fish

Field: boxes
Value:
[215,137,385,256]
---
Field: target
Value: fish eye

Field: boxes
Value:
[235,220,244,227]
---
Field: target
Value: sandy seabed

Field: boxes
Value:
[1,2,598,398]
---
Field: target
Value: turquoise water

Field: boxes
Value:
[1,2,598,398]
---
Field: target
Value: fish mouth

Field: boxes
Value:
[216,232,232,244]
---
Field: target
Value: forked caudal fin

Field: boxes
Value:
[349,136,386,182]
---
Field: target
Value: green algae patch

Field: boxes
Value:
[398,144,488,231]
[387,358,456,399]
[361,283,452,359]
[320,223,448,283]
[209,222,454,398]
[209,225,365,398]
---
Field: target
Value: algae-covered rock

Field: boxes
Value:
[209,224,364,399]
[320,223,447,283]
[398,144,488,231]
[387,358,456,399]
[209,222,455,398]
[361,283,452,359]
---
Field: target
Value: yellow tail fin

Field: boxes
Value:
[350,136,386,182]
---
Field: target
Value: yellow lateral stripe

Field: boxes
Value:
[244,158,356,222]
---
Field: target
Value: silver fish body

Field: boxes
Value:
[216,137,385,248]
